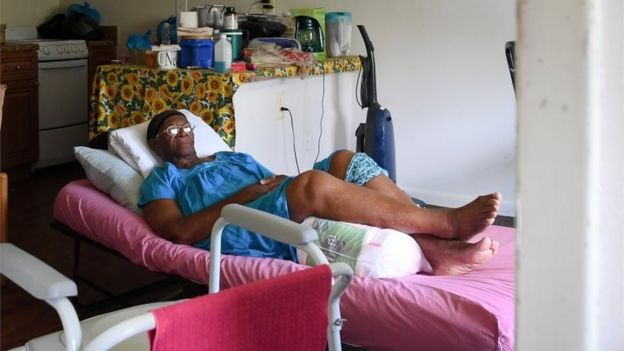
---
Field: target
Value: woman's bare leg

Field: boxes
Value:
[321,151,501,239]
[328,150,416,206]
[414,236,500,275]
[286,170,500,240]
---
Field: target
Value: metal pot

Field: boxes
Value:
[197,5,225,29]
[195,6,210,27]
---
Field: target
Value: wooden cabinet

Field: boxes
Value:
[1,46,39,169]
[87,42,117,94]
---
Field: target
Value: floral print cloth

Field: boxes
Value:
[89,56,361,147]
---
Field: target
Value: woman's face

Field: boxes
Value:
[149,114,196,162]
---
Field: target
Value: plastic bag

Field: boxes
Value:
[127,30,153,50]
[250,44,314,68]
[157,16,177,45]
[297,217,433,278]
[61,12,103,40]
[66,2,101,24]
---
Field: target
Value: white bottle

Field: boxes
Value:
[214,34,232,73]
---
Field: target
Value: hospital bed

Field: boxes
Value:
[53,179,515,351]
[51,100,515,350]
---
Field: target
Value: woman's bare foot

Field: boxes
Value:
[444,192,501,240]
[415,235,499,275]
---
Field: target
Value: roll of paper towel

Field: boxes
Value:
[179,11,198,28]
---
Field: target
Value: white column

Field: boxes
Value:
[517,0,624,350]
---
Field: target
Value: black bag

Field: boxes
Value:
[61,12,103,40]
[38,13,103,40]
[239,16,286,40]
[37,14,65,39]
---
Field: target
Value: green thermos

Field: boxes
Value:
[222,30,244,61]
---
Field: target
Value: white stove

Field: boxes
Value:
[28,39,89,61]
[6,26,89,61]
[7,26,89,169]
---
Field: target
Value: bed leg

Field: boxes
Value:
[52,220,187,314]
[72,237,81,286]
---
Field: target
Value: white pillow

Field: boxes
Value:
[108,109,231,178]
[298,217,433,278]
[74,146,143,213]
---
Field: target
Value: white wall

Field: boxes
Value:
[4,0,517,215]
[233,71,359,175]
[0,0,61,26]
[328,1,517,216]
[237,0,518,215]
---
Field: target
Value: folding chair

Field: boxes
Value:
[1,204,353,351]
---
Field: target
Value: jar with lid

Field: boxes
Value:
[223,6,238,30]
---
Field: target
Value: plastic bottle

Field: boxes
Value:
[214,33,232,73]
[223,6,238,30]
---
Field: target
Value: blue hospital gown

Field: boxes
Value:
[139,151,297,260]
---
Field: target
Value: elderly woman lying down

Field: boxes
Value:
[139,110,502,275]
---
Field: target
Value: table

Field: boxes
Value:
[89,56,361,147]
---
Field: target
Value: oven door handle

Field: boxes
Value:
[39,59,87,69]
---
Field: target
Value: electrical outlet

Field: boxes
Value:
[275,91,285,119]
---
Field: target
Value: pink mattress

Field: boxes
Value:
[54,179,515,351]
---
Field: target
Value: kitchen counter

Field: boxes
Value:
[86,40,116,48]
[1,42,38,52]
[89,56,361,147]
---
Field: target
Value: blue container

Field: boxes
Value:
[179,38,214,68]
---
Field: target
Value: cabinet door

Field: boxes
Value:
[1,81,38,169]
[1,51,37,81]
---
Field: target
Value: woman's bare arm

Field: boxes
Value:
[142,175,287,244]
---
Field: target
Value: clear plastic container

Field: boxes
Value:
[325,12,352,57]
[214,33,232,72]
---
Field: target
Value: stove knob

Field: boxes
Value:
[43,47,50,55]
[57,47,63,53]
[71,45,77,53]
[78,46,85,52]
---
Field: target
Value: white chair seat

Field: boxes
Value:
[13,302,176,351]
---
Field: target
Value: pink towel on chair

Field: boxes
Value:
[150,265,332,351]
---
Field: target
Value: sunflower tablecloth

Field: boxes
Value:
[89,56,361,147]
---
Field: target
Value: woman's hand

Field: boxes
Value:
[259,174,287,186]
[237,175,287,204]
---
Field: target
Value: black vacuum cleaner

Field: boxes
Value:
[355,25,396,182]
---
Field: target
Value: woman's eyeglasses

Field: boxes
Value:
[159,123,195,138]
